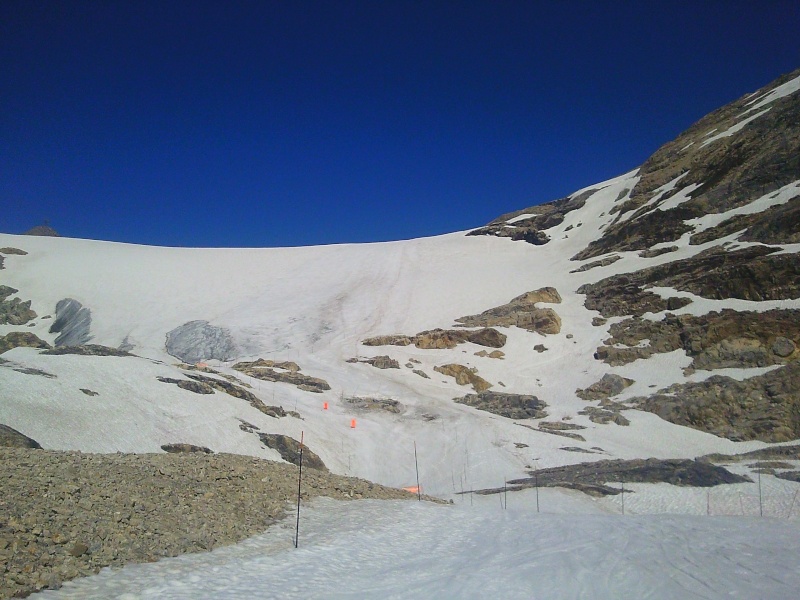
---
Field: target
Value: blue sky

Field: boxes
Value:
[2,1,799,247]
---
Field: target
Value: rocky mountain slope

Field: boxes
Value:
[2,68,799,501]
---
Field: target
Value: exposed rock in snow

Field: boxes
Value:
[49,298,92,346]
[165,320,237,363]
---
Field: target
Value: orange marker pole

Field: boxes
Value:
[323,402,328,410]
[350,419,356,429]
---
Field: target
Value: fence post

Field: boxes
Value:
[294,431,304,548]
[414,441,421,501]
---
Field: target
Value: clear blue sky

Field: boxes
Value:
[2,1,799,247]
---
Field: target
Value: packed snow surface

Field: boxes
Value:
[37,498,800,600]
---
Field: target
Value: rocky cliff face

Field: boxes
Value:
[470,67,800,443]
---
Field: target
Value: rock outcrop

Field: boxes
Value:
[455,288,562,335]
[0,424,42,448]
[480,458,751,497]
[233,359,331,393]
[23,224,60,236]
[630,361,800,442]
[165,320,238,364]
[0,286,37,325]
[0,332,51,354]
[160,443,213,454]
[363,327,506,349]
[257,434,327,470]
[434,364,492,392]
[42,344,133,357]
[49,298,91,346]
[576,374,635,401]
[595,309,800,370]
[181,372,297,419]
[467,188,597,245]
[345,397,403,414]
[572,68,800,260]
[350,355,400,369]
[454,391,546,419]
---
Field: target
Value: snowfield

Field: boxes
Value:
[37,498,800,600]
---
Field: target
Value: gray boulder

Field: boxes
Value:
[49,298,92,346]
[165,320,238,363]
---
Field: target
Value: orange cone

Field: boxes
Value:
[350,418,357,429]
[323,402,328,410]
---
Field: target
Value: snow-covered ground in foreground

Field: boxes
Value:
[36,497,800,600]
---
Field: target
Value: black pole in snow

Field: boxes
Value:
[295,431,304,548]
[414,441,421,501]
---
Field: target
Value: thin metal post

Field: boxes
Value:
[295,431,304,548]
[414,441,421,501]
[534,460,540,513]
[621,478,625,515]
[758,470,763,517]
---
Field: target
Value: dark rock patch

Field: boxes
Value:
[233,359,330,393]
[161,443,213,454]
[165,320,238,364]
[364,327,507,349]
[49,298,91,346]
[0,331,51,354]
[538,421,586,432]
[570,255,622,273]
[580,246,799,318]
[436,364,492,392]
[80,389,99,396]
[42,344,133,357]
[455,289,562,335]
[258,434,327,471]
[579,405,631,426]
[354,355,400,369]
[455,391,546,419]
[775,471,800,483]
[576,374,635,400]
[572,68,800,260]
[0,247,28,255]
[639,246,679,258]
[476,458,750,497]
[467,188,597,245]
[631,362,800,442]
[690,193,800,245]
[474,349,505,359]
[157,376,216,394]
[0,424,42,448]
[595,309,800,370]
[0,285,37,325]
[345,397,403,414]
[701,444,800,464]
[24,224,60,236]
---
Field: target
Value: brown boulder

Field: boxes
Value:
[434,364,491,392]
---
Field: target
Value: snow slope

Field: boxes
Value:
[2,168,798,498]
